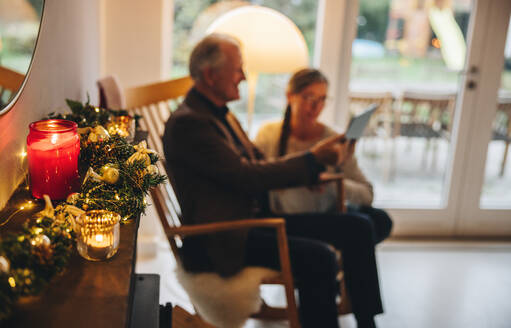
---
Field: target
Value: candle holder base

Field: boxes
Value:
[77,243,119,261]
[75,210,121,262]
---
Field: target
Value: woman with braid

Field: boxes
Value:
[255,68,392,244]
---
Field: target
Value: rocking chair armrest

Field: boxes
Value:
[318,173,346,213]
[166,217,286,238]
[318,172,344,184]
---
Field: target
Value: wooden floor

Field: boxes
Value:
[136,213,511,328]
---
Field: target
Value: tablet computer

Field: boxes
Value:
[345,103,378,140]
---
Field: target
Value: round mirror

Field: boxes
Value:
[0,0,44,115]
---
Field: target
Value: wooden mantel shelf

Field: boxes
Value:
[1,181,141,328]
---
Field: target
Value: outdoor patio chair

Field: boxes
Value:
[0,65,25,108]
[395,91,456,172]
[493,97,511,177]
[112,76,352,327]
[349,91,395,181]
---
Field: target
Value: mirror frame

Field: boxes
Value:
[0,0,45,116]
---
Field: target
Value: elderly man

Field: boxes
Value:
[163,34,383,328]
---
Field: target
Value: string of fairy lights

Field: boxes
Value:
[0,99,166,321]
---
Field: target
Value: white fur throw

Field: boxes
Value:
[176,265,280,328]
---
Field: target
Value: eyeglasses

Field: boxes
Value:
[300,94,329,106]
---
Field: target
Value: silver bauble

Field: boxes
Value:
[0,256,9,273]
[31,234,51,248]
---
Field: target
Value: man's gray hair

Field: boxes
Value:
[189,33,240,82]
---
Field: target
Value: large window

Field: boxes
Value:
[172,0,319,135]
[349,0,472,207]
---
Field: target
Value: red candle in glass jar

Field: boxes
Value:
[27,119,80,200]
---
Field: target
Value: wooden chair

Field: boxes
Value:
[493,97,511,177]
[395,91,456,171]
[172,305,216,328]
[121,76,351,327]
[349,91,394,139]
[123,76,300,327]
[0,66,25,108]
[349,91,395,181]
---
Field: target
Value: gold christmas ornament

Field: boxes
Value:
[55,204,85,232]
[101,166,120,184]
[127,151,151,167]
[0,255,10,273]
[64,205,86,217]
[36,195,55,219]
[66,192,80,205]
[84,166,119,185]
[84,167,103,184]
[127,141,157,167]
[145,164,159,175]
[87,126,110,143]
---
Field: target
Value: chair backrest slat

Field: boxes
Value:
[125,76,193,109]
[125,77,192,232]
[0,66,25,92]
[0,66,25,108]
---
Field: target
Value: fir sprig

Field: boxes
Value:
[77,134,167,220]
[0,216,74,321]
[79,134,135,169]
[47,96,139,128]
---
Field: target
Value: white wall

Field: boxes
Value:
[0,0,100,208]
[100,0,172,89]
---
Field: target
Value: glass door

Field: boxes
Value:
[345,0,511,235]
[454,0,511,236]
[480,20,511,209]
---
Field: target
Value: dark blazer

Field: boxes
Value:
[162,89,318,277]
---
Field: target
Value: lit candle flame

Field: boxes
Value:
[8,277,16,288]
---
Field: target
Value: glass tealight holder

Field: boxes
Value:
[106,115,135,142]
[75,210,121,261]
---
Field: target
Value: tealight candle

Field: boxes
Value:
[75,210,120,261]
[27,119,80,200]
[106,115,135,142]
